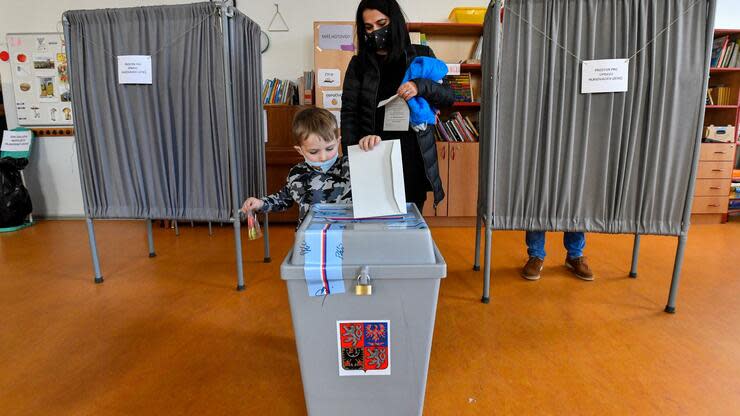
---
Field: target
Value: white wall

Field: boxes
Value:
[715,0,740,29]
[0,0,737,216]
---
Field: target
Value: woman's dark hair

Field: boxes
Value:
[355,0,410,62]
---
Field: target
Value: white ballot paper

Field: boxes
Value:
[348,140,407,218]
[377,94,410,131]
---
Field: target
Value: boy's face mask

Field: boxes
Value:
[364,24,391,51]
[305,154,339,173]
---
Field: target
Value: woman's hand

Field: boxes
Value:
[241,197,264,213]
[397,81,418,101]
[358,135,382,151]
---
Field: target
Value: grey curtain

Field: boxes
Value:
[479,0,714,236]
[230,12,266,201]
[65,2,264,221]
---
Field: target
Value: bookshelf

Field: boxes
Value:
[408,21,483,222]
[692,29,740,224]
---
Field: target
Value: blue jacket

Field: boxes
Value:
[402,56,449,127]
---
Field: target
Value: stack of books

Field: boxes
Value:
[298,71,314,105]
[262,78,297,105]
[434,112,479,142]
[712,36,740,68]
[707,85,737,105]
[444,73,474,103]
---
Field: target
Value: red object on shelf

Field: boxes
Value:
[406,22,483,36]
[710,67,740,73]
[460,63,481,72]
[17,53,26,63]
[0,51,9,62]
[452,102,481,109]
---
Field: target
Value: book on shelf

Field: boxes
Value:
[409,32,422,45]
[712,35,740,68]
[471,36,483,61]
[262,78,298,105]
[434,112,480,143]
[298,71,314,105]
[444,73,474,102]
[708,85,737,105]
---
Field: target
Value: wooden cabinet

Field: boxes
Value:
[448,143,479,216]
[692,143,735,220]
[423,142,479,218]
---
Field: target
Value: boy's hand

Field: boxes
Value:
[397,81,418,101]
[359,135,381,151]
[241,197,264,213]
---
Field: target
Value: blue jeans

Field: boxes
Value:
[526,231,585,260]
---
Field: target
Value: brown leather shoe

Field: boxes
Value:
[522,257,544,281]
[565,256,594,281]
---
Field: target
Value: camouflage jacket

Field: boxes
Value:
[260,156,352,220]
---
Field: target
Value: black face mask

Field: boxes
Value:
[364,24,391,51]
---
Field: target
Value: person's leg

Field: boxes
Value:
[522,231,546,281]
[563,232,593,281]
[526,231,546,259]
[563,232,585,259]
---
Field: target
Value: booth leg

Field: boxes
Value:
[146,219,156,258]
[629,234,640,278]
[665,235,688,314]
[234,220,245,291]
[86,218,104,283]
[473,215,482,272]
[263,212,271,263]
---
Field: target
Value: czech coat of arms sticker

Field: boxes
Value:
[336,320,391,376]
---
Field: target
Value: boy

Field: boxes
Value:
[241,107,351,221]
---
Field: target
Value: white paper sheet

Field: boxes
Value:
[377,94,410,131]
[117,55,152,84]
[323,90,342,109]
[348,140,407,218]
[1,130,32,152]
[581,59,629,94]
[318,69,341,87]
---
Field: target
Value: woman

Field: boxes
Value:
[341,0,454,210]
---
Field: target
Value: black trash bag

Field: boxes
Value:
[0,157,32,228]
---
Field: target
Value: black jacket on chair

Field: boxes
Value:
[340,44,455,206]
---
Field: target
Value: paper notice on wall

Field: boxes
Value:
[318,24,355,51]
[330,110,341,128]
[318,69,341,87]
[323,90,343,109]
[581,59,629,94]
[118,55,152,84]
[1,130,33,152]
[377,94,410,131]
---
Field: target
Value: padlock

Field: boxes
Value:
[355,266,372,296]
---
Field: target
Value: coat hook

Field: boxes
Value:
[268,3,289,32]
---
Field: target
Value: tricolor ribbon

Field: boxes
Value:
[304,222,345,296]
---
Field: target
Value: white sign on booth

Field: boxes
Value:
[581,59,629,94]
[117,55,153,84]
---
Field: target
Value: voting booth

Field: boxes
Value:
[280,203,446,416]
[63,2,268,289]
[474,0,717,312]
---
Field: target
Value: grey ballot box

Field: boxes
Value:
[280,204,447,416]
